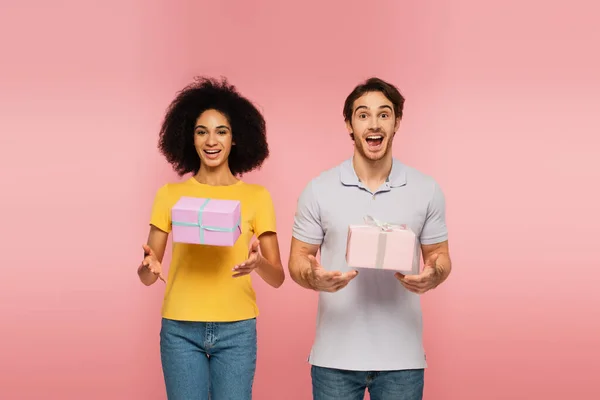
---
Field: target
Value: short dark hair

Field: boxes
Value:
[158,76,269,176]
[343,77,405,122]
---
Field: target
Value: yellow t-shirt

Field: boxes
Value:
[149,177,277,322]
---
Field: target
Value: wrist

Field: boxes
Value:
[434,262,448,285]
[254,253,266,272]
[301,266,315,290]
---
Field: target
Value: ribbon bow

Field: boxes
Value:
[364,215,397,232]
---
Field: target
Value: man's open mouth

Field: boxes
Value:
[365,135,384,147]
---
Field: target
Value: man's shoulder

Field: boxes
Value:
[395,159,439,188]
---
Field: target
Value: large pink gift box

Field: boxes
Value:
[345,216,417,274]
[171,197,241,246]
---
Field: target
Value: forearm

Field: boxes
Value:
[288,255,314,290]
[255,256,285,288]
[435,251,452,284]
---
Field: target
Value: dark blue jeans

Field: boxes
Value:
[311,365,424,400]
[160,317,257,400]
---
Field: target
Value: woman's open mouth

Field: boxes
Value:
[203,149,221,160]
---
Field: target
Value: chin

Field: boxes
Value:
[365,153,386,162]
[201,158,225,168]
[359,146,388,161]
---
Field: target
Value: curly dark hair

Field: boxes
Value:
[158,76,269,176]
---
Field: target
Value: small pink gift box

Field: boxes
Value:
[171,197,241,246]
[345,216,417,274]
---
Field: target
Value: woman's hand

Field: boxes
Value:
[141,244,166,283]
[232,240,261,278]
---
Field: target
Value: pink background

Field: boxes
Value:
[1,0,599,399]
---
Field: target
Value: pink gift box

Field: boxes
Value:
[171,197,241,246]
[345,216,417,274]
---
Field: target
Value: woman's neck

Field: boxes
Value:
[193,164,239,186]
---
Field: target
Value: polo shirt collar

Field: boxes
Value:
[340,157,407,187]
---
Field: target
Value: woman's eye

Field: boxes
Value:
[218,130,227,135]
[196,131,206,135]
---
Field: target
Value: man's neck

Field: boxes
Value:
[352,151,393,192]
[194,164,238,186]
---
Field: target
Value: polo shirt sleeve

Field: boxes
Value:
[292,180,324,245]
[420,180,448,245]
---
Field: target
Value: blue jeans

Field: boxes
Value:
[311,365,424,400]
[160,317,257,400]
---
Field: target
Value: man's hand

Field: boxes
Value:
[141,244,166,283]
[232,239,262,278]
[395,253,444,294]
[305,255,358,292]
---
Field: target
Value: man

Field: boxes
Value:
[288,77,452,400]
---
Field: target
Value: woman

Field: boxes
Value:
[137,77,285,400]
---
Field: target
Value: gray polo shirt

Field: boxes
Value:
[292,157,448,371]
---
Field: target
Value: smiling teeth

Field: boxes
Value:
[205,150,220,153]
[367,136,383,139]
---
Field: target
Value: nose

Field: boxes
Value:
[205,132,218,146]
[368,115,381,131]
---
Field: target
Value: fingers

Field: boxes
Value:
[142,256,165,283]
[312,270,359,292]
[398,267,435,285]
[307,255,338,280]
[142,255,154,268]
[233,252,259,271]
[330,275,355,292]
[142,244,154,257]
[400,281,425,294]
[394,272,432,294]
[232,259,258,277]
[232,260,258,277]
[232,264,255,276]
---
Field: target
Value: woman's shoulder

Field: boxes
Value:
[238,181,272,196]
[153,178,196,197]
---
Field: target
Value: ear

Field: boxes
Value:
[346,120,354,140]
[394,117,401,132]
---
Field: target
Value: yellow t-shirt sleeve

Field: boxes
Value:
[150,184,172,233]
[253,187,277,237]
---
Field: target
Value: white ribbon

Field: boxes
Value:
[363,215,397,268]
[364,215,395,232]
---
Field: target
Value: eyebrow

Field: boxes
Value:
[354,105,393,114]
[194,125,230,130]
